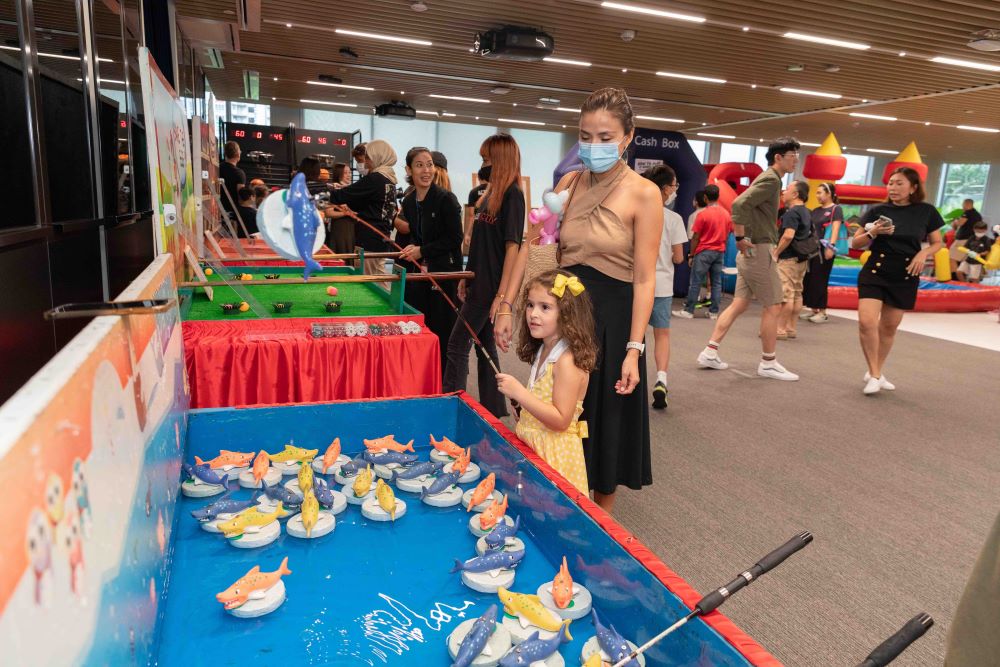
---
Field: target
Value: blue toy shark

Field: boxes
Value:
[182,461,227,487]
[484,515,521,550]
[419,470,462,499]
[592,609,638,667]
[286,172,323,280]
[313,478,339,508]
[498,620,572,666]
[190,490,259,521]
[452,604,498,667]
[260,479,302,508]
[340,454,370,476]
[364,450,418,466]
[451,548,524,575]
[392,460,444,482]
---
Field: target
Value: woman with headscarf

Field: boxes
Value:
[325,139,399,277]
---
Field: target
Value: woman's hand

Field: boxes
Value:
[399,244,422,262]
[907,250,928,276]
[824,247,835,260]
[615,351,640,395]
[495,373,526,401]
[457,279,466,302]
[494,315,513,353]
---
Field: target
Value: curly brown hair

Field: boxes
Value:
[515,269,598,373]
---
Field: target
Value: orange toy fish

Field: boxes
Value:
[321,439,341,473]
[216,556,292,610]
[364,435,416,453]
[430,434,464,459]
[252,450,271,483]
[196,450,255,470]
[453,448,472,475]
[479,494,508,531]
[466,473,496,512]
[551,556,574,609]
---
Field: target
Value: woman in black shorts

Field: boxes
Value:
[851,167,944,395]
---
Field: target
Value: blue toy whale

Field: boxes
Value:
[592,609,638,667]
[392,460,444,482]
[286,172,323,280]
[451,548,524,574]
[452,604,498,667]
[190,490,259,521]
[484,515,521,550]
[364,450,418,466]
[498,620,571,666]
[419,470,462,499]
[261,479,302,508]
[182,461,228,487]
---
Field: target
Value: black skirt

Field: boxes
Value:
[857,251,920,310]
[802,253,834,309]
[563,264,651,494]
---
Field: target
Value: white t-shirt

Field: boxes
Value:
[655,208,688,298]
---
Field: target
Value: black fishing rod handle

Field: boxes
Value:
[856,613,934,667]
[755,531,813,576]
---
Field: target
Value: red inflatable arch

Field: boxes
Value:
[705,162,763,212]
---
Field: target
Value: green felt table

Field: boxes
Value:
[180,266,417,321]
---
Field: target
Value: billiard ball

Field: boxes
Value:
[238,302,250,312]
[241,274,252,281]
[205,268,214,276]
[326,286,339,296]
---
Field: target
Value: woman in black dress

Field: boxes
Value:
[802,182,844,323]
[852,167,944,395]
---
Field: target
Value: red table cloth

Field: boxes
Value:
[183,315,441,408]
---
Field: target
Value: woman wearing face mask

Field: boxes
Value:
[497,87,662,511]
[397,147,463,372]
[801,182,843,323]
[464,165,490,254]
[852,167,944,395]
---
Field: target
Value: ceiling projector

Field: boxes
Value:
[474,27,554,61]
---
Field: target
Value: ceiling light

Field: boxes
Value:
[861,99,869,103]
[562,125,567,128]
[0,46,113,62]
[498,118,545,126]
[429,94,490,103]
[698,132,735,139]
[958,125,1000,133]
[273,77,278,81]
[866,148,897,154]
[780,87,842,99]
[512,103,518,107]
[299,99,358,108]
[784,32,870,50]
[636,115,684,123]
[556,107,579,113]
[335,28,432,46]
[308,80,375,91]
[271,97,276,101]
[930,56,1000,72]
[850,112,897,121]
[475,116,480,120]
[656,70,726,84]
[742,26,750,32]
[76,77,126,85]
[898,51,906,57]
[924,121,931,126]
[442,112,456,117]
[799,142,821,147]
[410,0,428,11]
[751,84,757,89]
[543,57,592,67]
[601,1,705,23]
[416,110,439,116]
[285,23,292,28]
[621,68,628,73]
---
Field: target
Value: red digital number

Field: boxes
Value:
[270,133,284,141]
[234,130,245,138]
[254,131,263,139]
[318,137,327,145]
[337,138,347,146]
[299,136,312,144]
[119,119,127,128]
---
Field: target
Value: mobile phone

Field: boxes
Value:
[877,215,893,227]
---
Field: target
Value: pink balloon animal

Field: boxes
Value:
[528,189,570,245]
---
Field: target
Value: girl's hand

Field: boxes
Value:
[495,373,525,400]
[494,316,513,353]
[457,280,466,302]
[615,353,640,395]
[907,251,928,276]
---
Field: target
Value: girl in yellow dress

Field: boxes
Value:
[496,269,598,495]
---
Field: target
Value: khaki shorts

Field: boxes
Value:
[949,238,968,261]
[777,258,808,302]
[958,260,982,281]
[734,243,783,306]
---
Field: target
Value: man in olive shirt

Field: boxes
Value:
[696,137,800,381]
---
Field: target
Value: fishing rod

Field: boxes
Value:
[855,613,934,667]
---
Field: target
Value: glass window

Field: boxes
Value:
[303,109,373,142]
[373,116,437,185]
[719,143,752,164]
[214,99,228,124]
[229,102,269,125]
[938,163,989,211]
[841,154,873,185]
[437,123,497,203]
[508,127,564,208]
[686,139,707,163]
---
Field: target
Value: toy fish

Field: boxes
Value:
[498,621,572,667]
[419,470,462,500]
[576,556,638,592]
[496,587,562,632]
[550,556,574,609]
[592,609,638,667]
[195,450,254,470]
[313,478,338,508]
[252,450,271,483]
[353,464,373,498]
[182,461,228,487]
[321,439,341,473]
[582,654,608,667]
[216,556,292,610]
[451,548,524,575]
[467,473,496,512]
[392,460,443,482]
[364,435,415,453]
[452,448,472,475]
[364,450,418,466]
[297,462,314,495]
[286,172,323,280]
[190,490,259,522]
[375,478,398,521]
[479,494,509,531]
[300,489,319,537]
[485,515,521,550]
[340,454,369,476]
[430,434,465,459]
[452,604,499,667]
[261,479,302,508]
[217,502,284,539]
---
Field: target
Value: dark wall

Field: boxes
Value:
[0,240,55,401]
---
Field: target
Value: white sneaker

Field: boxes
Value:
[697,350,728,370]
[799,310,814,320]
[757,361,799,381]
[708,312,719,320]
[863,372,895,390]
[673,309,694,319]
[863,376,882,395]
[809,313,829,323]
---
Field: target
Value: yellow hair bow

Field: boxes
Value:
[551,274,585,298]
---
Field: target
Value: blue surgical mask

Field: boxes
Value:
[578,142,622,174]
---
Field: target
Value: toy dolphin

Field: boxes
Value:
[321,439,341,473]
[452,448,472,475]
[286,172,323,280]
[364,435,415,453]
[196,450,255,470]
[451,548,524,575]
[313,478,338,508]
[300,489,320,537]
[496,587,562,632]
[353,464,374,498]
[392,460,444,482]
[297,462,314,495]
[419,470,462,499]
[484,515,521,550]
[467,473,496,511]
[375,478,398,521]
[430,434,465,459]
[498,620,572,666]
[550,556,574,609]
[269,443,319,463]
[261,479,302,508]
[592,609,638,667]
[252,450,271,483]
[452,604,499,667]
[365,450,418,466]
[216,556,291,610]
[217,502,284,539]
[479,494,509,531]
[191,490,260,522]
[340,454,370,476]
[182,461,228,487]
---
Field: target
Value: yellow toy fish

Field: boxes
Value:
[375,478,398,521]
[496,586,563,632]
[300,490,319,537]
[218,502,284,539]
[582,653,608,667]
[269,444,319,463]
[297,462,314,495]
[353,464,373,498]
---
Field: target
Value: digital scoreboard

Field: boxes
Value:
[224,123,354,167]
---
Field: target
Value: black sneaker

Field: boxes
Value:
[652,381,668,410]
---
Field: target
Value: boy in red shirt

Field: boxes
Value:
[675,185,733,318]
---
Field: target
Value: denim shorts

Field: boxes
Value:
[650,296,673,328]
